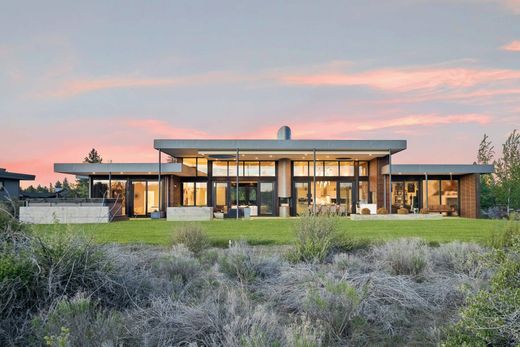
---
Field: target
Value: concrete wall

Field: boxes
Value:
[167,207,213,221]
[20,206,110,224]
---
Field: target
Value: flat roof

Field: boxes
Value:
[154,139,407,158]
[0,168,35,181]
[54,163,190,176]
[381,164,494,175]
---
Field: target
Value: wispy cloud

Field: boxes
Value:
[501,40,520,51]
[281,66,520,92]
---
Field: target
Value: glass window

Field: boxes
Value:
[147,182,160,212]
[244,161,260,176]
[214,182,227,212]
[423,180,440,208]
[110,180,126,215]
[339,161,354,176]
[212,161,228,176]
[293,161,308,176]
[441,180,458,212]
[197,158,208,176]
[295,182,309,215]
[195,182,207,206]
[309,161,324,177]
[260,182,274,215]
[391,182,405,209]
[359,162,368,176]
[132,181,146,216]
[324,161,339,176]
[183,182,195,206]
[404,181,419,211]
[183,158,197,167]
[358,181,369,204]
[260,161,276,176]
[315,181,337,205]
[339,182,352,214]
[229,161,239,177]
[92,180,109,198]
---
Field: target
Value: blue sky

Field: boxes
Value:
[1,0,519,185]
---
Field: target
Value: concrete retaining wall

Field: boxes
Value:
[167,207,213,221]
[351,213,443,221]
[20,206,110,224]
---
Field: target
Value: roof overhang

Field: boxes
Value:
[0,169,35,181]
[154,139,407,160]
[381,164,494,175]
[54,163,193,176]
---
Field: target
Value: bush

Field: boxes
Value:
[420,208,429,214]
[32,294,124,347]
[288,214,339,263]
[172,223,210,254]
[488,220,520,249]
[304,278,363,344]
[397,207,409,215]
[377,207,388,215]
[361,208,371,215]
[372,239,430,277]
[444,238,520,346]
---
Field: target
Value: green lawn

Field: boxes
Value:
[32,218,508,246]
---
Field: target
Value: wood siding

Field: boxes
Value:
[369,156,389,208]
[459,173,480,218]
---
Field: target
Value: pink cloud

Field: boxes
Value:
[281,67,520,92]
[355,113,491,131]
[501,40,520,51]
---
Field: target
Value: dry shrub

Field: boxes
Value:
[172,223,210,254]
[377,207,388,215]
[361,208,371,215]
[397,207,409,215]
[371,238,430,277]
[288,213,339,263]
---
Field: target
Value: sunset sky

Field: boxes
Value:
[1,0,519,187]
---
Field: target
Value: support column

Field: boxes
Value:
[313,149,317,214]
[236,148,239,220]
[106,159,112,199]
[388,150,392,214]
[158,150,162,212]
[425,173,429,209]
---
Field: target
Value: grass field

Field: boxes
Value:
[32,217,508,246]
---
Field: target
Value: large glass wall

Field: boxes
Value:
[183,182,207,206]
[230,182,257,206]
[147,182,160,213]
[391,181,419,212]
[132,181,146,216]
[358,181,369,204]
[339,182,353,214]
[180,158,208,176]
[294,161,363,177]
[441,180,459,212]
[213,182,227,213]
[295,182,310,215]
[110,180,126,215]
[212,161,275,177]
[92,180,109,198]
[422,179,459,212]
[314,181,337,205]
[260,182,274,215]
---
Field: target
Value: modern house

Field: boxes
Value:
[0,168,35,201]
[54,126,493,219]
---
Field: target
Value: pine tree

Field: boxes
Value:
[495,129,520,213]
[84,148,103,163]
[477,134,496,209]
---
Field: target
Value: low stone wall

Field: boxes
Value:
[167,207,213,221]
[19,206,110,224]
[351,213,443,221]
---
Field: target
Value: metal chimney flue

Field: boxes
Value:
[277,126,291,140]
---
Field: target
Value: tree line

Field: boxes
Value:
[477,129,520,215]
